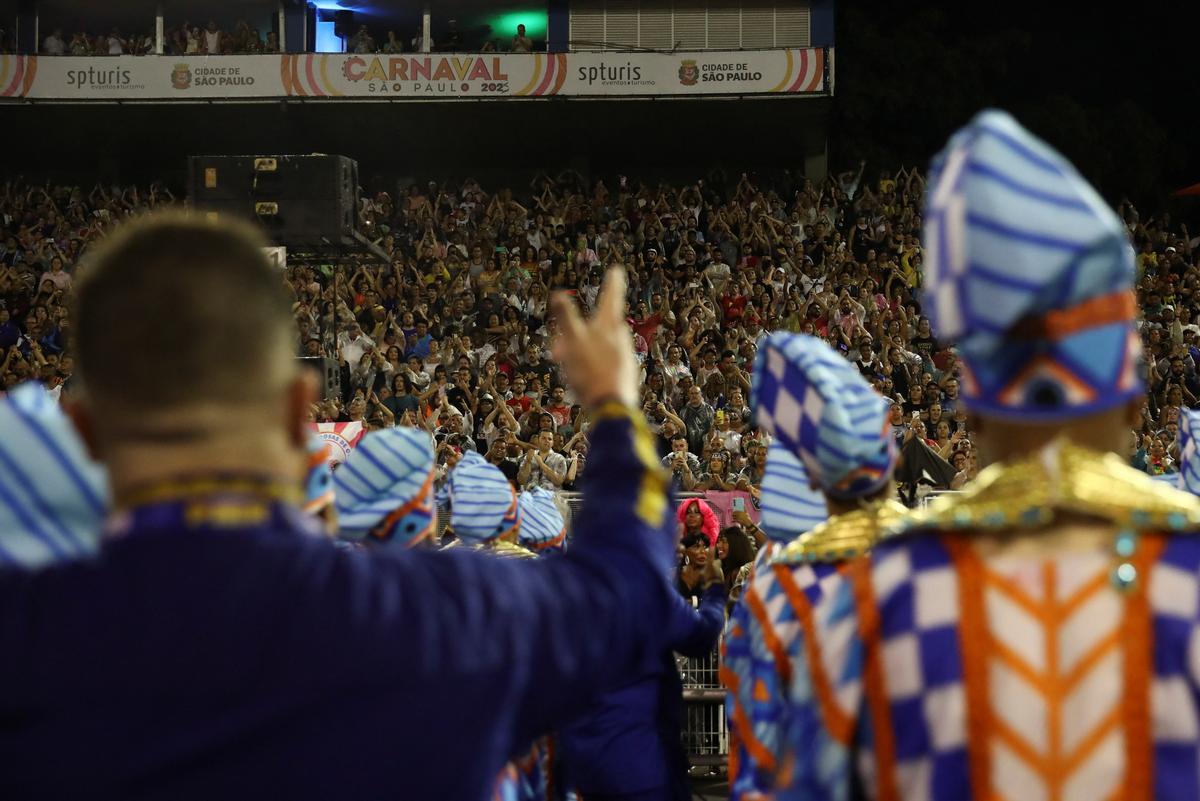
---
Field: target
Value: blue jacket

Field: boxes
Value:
[0,406,675,800]
[558,583,725,798]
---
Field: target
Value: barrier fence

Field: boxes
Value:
[435,489,732,773]
[678,647,729,770]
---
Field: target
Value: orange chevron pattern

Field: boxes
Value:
[947,541,1159,801]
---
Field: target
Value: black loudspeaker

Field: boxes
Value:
[188,155,358,247]
[297,356,341,401]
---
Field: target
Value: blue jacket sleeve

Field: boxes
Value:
[268,402,678,752]
[666,584,725,658]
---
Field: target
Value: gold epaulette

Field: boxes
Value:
[772,499,911,565]
[901,438,1200,535]
[484,539,539,560]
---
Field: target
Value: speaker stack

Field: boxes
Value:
[187,154,359,248]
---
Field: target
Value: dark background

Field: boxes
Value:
[1,1,1195,208]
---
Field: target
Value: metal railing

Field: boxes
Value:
[678,646,728,769]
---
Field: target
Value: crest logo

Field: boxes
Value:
[678,59,699,86]
[170,63,191,90]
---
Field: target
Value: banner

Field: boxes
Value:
[309,421,364,465]
[0,49,829,101]
[679,491,760,533]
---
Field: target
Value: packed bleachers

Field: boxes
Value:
[1,168,1191,504]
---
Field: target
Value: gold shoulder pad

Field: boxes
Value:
[903,438,1200,534]
[486,539,539,560]
[772,499,911,565]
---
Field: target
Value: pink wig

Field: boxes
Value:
[676,498,719,546]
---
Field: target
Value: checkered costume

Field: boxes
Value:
[761,513,1200,801]
[755,112,1200,801]
[725,334,894,801]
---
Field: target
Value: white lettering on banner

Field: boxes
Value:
[0,49,828,101]
[263,247,286,270]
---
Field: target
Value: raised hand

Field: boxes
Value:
[551,266,638,408]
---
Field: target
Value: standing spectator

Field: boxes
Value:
[679,384,714,456]
[662,433,701,491]
[511,24,533,53]
[518,429,567,489]
[39,257,71,291]
[545,384,571,429]
[42,28,65,55]
[350,25,375,54]
[381,30,403,53]
[202,20,221,55]
[440,19,462,51]
[337,321,375,367]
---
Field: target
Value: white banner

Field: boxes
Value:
[0,49,828,101]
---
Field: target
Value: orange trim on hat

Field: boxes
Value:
[1009,290,1136,341]
[369,468,435,546]
[529,527,567,551]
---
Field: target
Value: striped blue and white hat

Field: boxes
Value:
[517,487,567,553]
[0,381,109,568]
[448,451,519,545]
[759,441,828,543]
[1179,410,1200,496]
[333,426,436,548]
[752,332,895,500]
[922,109,1141,421]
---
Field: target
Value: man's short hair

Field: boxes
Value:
[74,213,295,414]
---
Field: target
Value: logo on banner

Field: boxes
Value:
[311,422,365,464]
[340,55,510,95]
[678,60,699,86]
[171,63,192,90]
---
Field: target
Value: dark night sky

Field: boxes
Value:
[3,0,1195,208]
[831,0,1199,205]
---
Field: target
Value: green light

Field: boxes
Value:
[487,10,547,40]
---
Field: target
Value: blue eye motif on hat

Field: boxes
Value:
[922,109,1141,421]
[334,427,437,549]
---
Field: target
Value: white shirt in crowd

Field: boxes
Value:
[43,34,65,55]
[337,330,375,367]
[704,260,731,293]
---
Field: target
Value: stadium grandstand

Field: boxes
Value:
[2,1,1200,800]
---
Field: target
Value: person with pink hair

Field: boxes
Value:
[676,498,719,545]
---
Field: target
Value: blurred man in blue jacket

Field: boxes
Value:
[0,214,676,801]
[559,517,725,801]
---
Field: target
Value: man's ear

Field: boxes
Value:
[287,370,319,449]
[1123,396,1144,427]
[63,396,102,461]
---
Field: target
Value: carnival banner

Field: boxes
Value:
[0,48,829,101]
[309,421,364,465]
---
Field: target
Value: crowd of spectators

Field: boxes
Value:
[40,27,156,56]
[39,20,280,56]
[35,19,534,56]
[346,22,537,54]
[2,168,1196,536]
